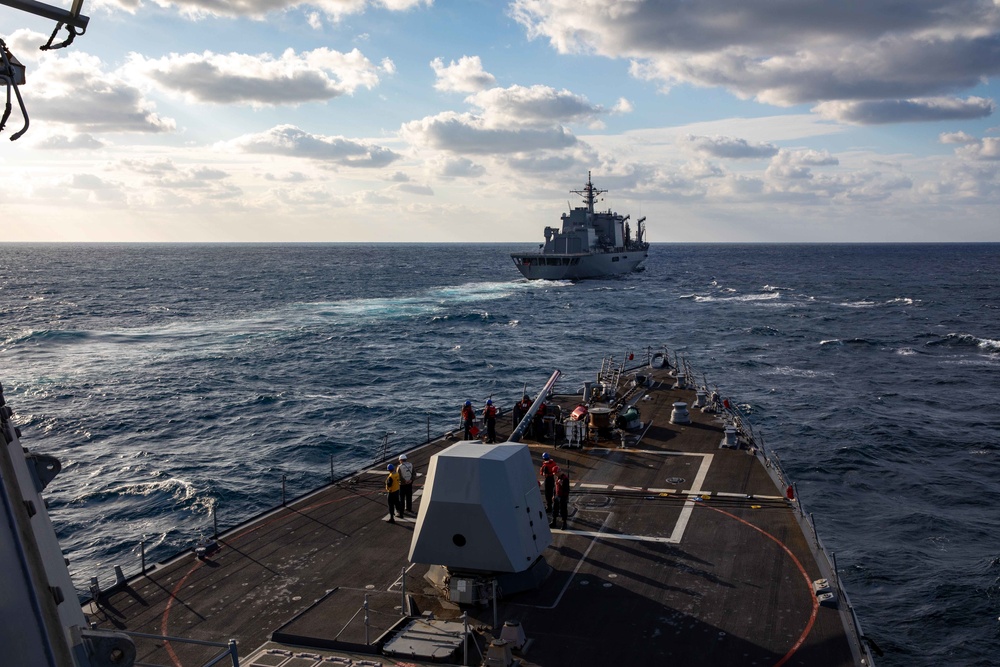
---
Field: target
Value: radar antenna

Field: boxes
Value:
[570,171,607,215]
[1,0,90,140]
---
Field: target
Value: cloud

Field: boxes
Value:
[940,131,979,145]
[393,183,435,195]
[126,48,385,105]
[27,52,175,133]
[111,0,430,21]
[815,97,996,124]
[766,149,839,180]
[465,84,609,127]
[682,134,779,159]
[431,56,496,93]
[36,134,106,150]
[436,157,486,179]
[401,111,577,154]
[227,124,401,167]
[511,0,1000,118]
[68,174,128,203]
[955,137,1000,160]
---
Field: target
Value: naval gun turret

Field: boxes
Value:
[408,371,560,603]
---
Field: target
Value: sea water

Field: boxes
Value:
[1,242,997,666]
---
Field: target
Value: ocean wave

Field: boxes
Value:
[746,326,782,336]
[925,333,1000,353]
[693,292,781,304]
[819,338,879,347]
[763,366,834,378]
[70,476,211,512]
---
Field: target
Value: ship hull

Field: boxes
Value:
[511,250,648,280]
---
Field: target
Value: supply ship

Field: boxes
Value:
[511,173,649,280]
[1,347,878,667]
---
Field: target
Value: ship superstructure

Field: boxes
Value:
[511,173,649,280]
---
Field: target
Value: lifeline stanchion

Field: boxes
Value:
[462,611,469,666]
[364,594,370,646]
[400,566,407,615]
[281,474,286,506]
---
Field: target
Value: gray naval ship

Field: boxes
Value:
[2,347,880,667]
[511,174,650,280]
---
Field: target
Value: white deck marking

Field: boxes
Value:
[525,514,613,610]
[583,448,715,544]
[549,528,677,544]
[578,483,609,489]
[612,485,644,492]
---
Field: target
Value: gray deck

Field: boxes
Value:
[86,364,862,667]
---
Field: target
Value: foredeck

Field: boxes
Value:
[85,363,864,667]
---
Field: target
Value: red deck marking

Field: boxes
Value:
[699,503,820,667]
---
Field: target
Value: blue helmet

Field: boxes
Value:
[542,453,550,460]
[487,399,493,405]
[465,400,472,406]
[387,464,395,471]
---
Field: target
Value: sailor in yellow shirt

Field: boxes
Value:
[385,464,403,523]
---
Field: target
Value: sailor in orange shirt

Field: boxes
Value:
[461,400,475,439]
[483,399,498,443]
[539,452,560,514]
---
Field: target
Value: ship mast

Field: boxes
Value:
[570,171,607,215]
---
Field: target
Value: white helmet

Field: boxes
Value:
[399,454,407,461]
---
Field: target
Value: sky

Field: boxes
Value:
[0,0,998,243]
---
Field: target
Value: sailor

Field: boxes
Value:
[513,393,532,429]
[461,400,475,439]
[483,399,498,443]
[384,464,403,523]
[551,471,570,529]
[534,399,548,439]
[397,454,415,514]
[539,452,560,514]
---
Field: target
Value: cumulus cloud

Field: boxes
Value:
[682,134,779,159]
[36,134,106,150]
[393,182,434,195]
[766,149,839,180]
[940,131,979,145]
[437,157,486,179]
[511,0,1000,121]
[27,52,175,134]
[126,48,387,105]
[955,137,1000,160]
[465,84,608,127]
[68,174,128,203]
[401,111,577,154]
[815,97,996,124]
[110,0,429,21]
[227,124,401,167]
[431,56,496,93]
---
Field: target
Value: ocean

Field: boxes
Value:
[1,242,997,666]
